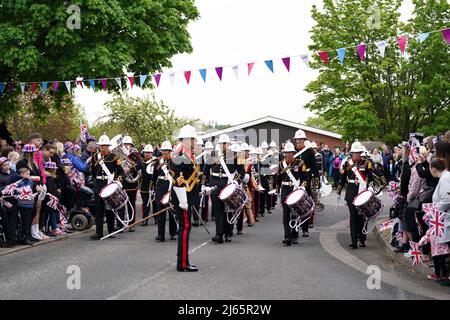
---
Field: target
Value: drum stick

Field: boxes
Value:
[192,205,211,234]
[100,206,173,240]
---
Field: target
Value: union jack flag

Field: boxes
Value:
[408,241,423,267]
[17,186,35,200]
[429,207,445,239]
[80,122,88,142]
[2,182,19,196]
[379,219,395,232]
[47,194,59,210]
[422,203,436,226]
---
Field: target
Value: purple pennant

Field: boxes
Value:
[154,74,161,87]
[215,67,223,81]
[442,28,450,44]
[357,44,366,60]
[53,82,59,92]
[282,57,291,72]
[9,83,14,92]
[101,79,107,90]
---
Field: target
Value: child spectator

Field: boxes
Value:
[418,228,450,286]
[43,161,65,236]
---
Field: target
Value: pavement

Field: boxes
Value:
[1,192,450,300]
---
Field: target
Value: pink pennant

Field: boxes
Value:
[184,71,191,85]
[101,79,107,90]
[247,63,255,76]
[128,76,135,88]
[31,82,36,93]
[153,74,161,87]
[357,44,366,60]
[397,36,408,55]
[442,28,450,44]
[52,82,59,92]
[318,51,329,64]
[282,57,291,72]
[215,67,223,81]
[77,80,83,88]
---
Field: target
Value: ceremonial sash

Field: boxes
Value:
[97,153,114,183]
[282,160,300,188]
[348,159,367,193]
[219,156,235,183]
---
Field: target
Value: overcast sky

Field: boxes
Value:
[75,0,414,126]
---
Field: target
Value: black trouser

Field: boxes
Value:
[433,255,449,278]
[155,193,177,239]
[192,184,201,223]
[2,205,18,242]
[140,192,151,219]
[281,187,301,239]
[171,188,194,269]
[348,202,366,245]
[116,190,137,228]
[332,169,340,188]
[18,207,33,241]
[211,178,229,237]
[260,176,271,213]
[94,193,116,235]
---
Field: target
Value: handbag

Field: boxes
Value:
[407,198,421,210]
[417,187,434,204]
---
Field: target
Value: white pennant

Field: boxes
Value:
[115,77,122,89]
[20,83,26,94]
[300,54,309,68]
[169,73,175,87]
[376,40,387,57]
[232,65,239,79]
[64,81,71,93]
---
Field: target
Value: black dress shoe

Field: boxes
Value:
[30,237,40,243]
[302,231,309,237]
[177,265,198,272]
[225,236,232,242]
[349,244,358,249]
[282,239,292,246]
[170,235,176,240]
[21,239,34,245]
[155,236,165,242]
[141,221,148,227]
[359,242,366,247]
[292,239,298,244]
[237,230,243,235]
[129,227,135,232]
[193,221,200,227]
[90,233,103,240]
[212,236,223,243]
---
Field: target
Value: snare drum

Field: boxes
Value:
[219,183,248,211]
[352,190,383,220]
[99,181,128,211]
[161,191,171,206]
[285,188,315,219]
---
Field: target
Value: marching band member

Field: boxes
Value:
[202,134,245,244]
[202,141,214,221]
[276,142,300,246]
[255,147,264,218]
[269,141,279,209]
[152,140,177,242]
[259,141,273,215]
[192,137,204,227]
[337,141,374,249]
[236,142,256,234]
[309,141,323,228]
[248,146,260,222]
[90,135,123,240]
[120,136,142,232]
[169,125,200,272]
[293,130,319,237]
[140,144,154,227]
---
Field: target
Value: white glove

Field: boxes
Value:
[201,185,207,193]
[368,186,374,193]
[337,195,341,201]
[243,174,250,184]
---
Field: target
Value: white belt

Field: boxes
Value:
[211,172,227,178]
[158,176,171,181]
[347,179,359,184]
[96,176,109,180]
[282,181,295,186]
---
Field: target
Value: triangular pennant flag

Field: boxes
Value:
[64,81,71,93]
[169,73,175,86]
[300,54,310,68]
[153,74,161,87]
[247,63,255,75]
[52,82,58,92]
[375,40,387,57]
[357,43,366,60]
[115,77,122,89]
[20,83,26,94]
[76,79,84,88]
[128,76,135,88]
[0,83,4,94]
[215,67,223,81]
[318,51,329,64]
[31,82,37,93]
[101,79,107,90]
[232,65,239,79]
[42,82,48,94]
[9,83,14,92]
[184,71,191,85]
[336,48,346,65]
[199,69,207,82]
[397,36,408,55]
[282,57,291,72]
[89,80,95,89]
[264,60,274,73]
[139,75,148,87]
[442,28,450,44]
[418,32,430,44]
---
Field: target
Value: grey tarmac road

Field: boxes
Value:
[1,192,450,300]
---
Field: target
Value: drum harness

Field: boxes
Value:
[348,159,379,234]
[282,160,313,231]
[218,156,248,224]
[97,153,135,228]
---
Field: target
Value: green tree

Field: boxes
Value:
[91,94,198,145]
[305,0,449,144]
[0,0,199,118]
[304,115,341,132]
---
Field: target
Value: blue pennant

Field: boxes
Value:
[264,60,274,73]
[199,69,207,82]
